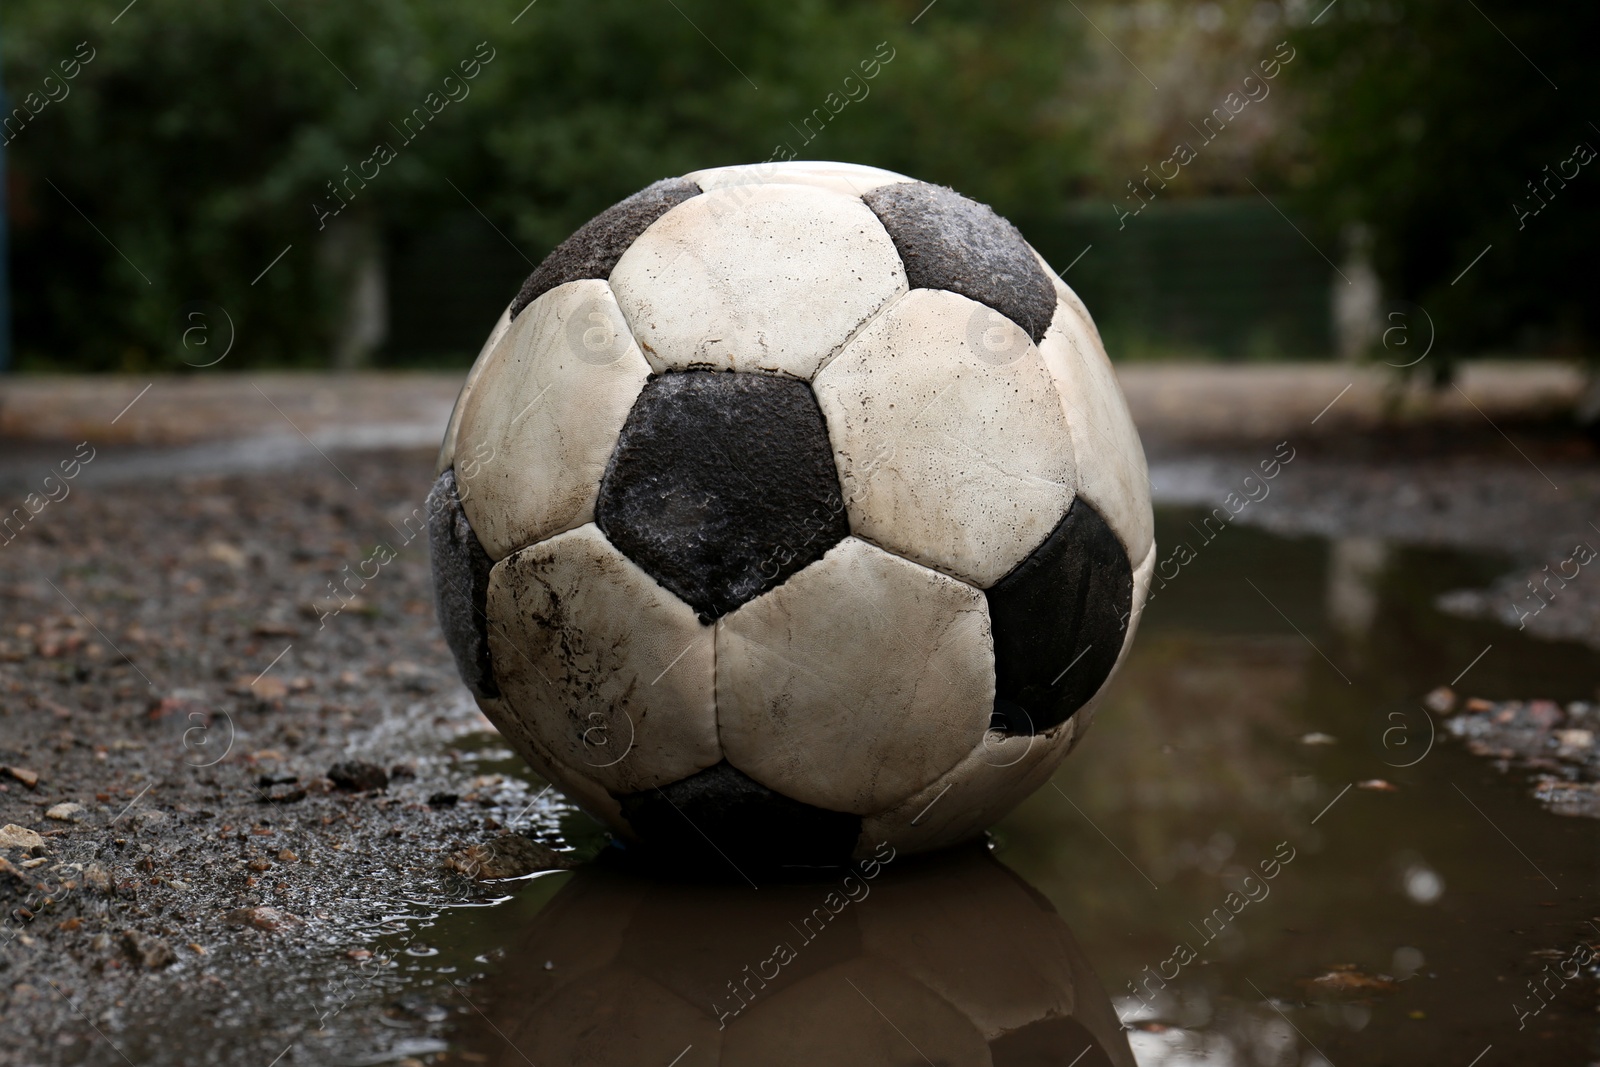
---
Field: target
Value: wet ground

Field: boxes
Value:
[1,367,1596,1065]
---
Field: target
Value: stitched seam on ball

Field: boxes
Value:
[808,243,912,383]
[1044,323,1148,562]
[808,279,912,382]
[842,527,988,593]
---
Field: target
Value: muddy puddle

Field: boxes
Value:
[300,508,1599,1066]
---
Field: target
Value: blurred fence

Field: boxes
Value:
[380,196,1336,367]
[1019,198,1334,361]
[385,215,530,367]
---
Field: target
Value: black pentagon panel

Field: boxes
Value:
[989,1017,1119,1067]
[596,370,850,623]
[426,469,499,700]
[617,761,862,873]
[862,181,1058,344]
[509,176,702,319]
[985,497,1133,735]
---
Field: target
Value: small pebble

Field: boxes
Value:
[224,906,305,932]
[1423,686,1456,713]
[237,675,288,701]
[1555,728,1593,750]
[1,766,39,789]
[1301,732,1337,745]
[207,541,248,568]
[1527,700,1563,727]
[122,929,176,970]
[0,824,44,850]
[328,760,389,793]
[46,802,84,822]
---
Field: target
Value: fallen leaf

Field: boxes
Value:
[206,541,247,568]
[1299,965,1400,1000]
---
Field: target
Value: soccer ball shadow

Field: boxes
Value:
[452,843,1136,1067]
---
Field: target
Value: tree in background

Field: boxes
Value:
[2,0,1090,371]
[1289,0,1599,366]
[6,0,446,369]
[1061,0,1304,198]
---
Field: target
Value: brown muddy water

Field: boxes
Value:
[333,506,1600,1067]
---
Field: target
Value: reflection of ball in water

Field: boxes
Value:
[429,161,1154,867]
[457,846,1136,1067]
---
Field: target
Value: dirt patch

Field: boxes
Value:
[0,447,585,1066]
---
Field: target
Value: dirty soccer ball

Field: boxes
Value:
[428,160,1154,868]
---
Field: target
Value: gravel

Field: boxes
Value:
[1441,691,1600,817]
[0,446,584,1066]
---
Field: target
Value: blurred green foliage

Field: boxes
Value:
[1289,0,1599,361]
[7,0,1594,370]
[3,0,1091,370]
